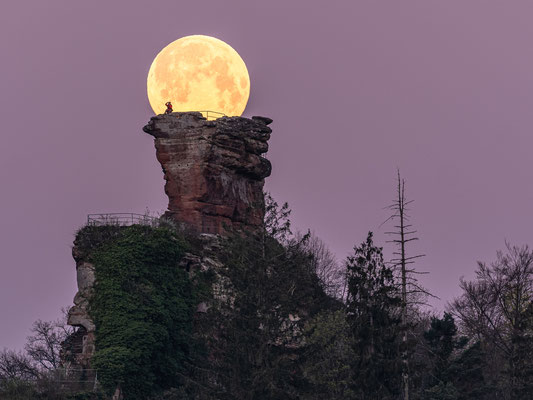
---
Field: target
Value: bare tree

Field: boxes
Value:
[0,349,38,381]
[297,232,345,298]
[25,315,73,372]
[451,243,533,398]
[384,170,430,400]
[0,311,78,398]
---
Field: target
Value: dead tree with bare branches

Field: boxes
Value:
[383,171,432,400]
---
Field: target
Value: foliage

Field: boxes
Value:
[423,313,457,385]
[301,310,354,400]
[451,341,490,400]
[264,192,292,243]
[73,225,125,261]
[345,231,402,399]
[181,196,338,400]
[203,233,330,400]
[6,193,533,400]
[88,225,195,399]
[0,377,37,399]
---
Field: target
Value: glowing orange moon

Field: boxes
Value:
[147,35,250,117]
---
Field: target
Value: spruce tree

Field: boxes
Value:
[424,313,458,386]
[423,314,490,399]
[346,232,402,399]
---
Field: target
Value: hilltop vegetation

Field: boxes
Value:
[1,195,532,400]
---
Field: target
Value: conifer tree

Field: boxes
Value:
[422,313,490,400]
[346,232,402,399]
[424,313,457,386]
[302,310,355,400]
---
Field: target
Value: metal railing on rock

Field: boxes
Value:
[87,213,160,227]
[198,110,226,120]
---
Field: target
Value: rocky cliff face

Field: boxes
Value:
[66,246,97,367]
[66,112,272,365]
[143,112,272,235]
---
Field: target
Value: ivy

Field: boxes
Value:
[83,225,194,399]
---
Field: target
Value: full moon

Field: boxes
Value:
[147,35,250,117]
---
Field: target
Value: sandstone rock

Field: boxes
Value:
[143,112,272,234]
[76,261,95,291]
[67,259,96,363]
[67,305,95,332]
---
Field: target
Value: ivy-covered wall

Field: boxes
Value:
[75,225,196,399]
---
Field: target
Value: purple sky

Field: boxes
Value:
[2,1,533,350]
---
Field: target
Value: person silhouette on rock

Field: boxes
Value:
[164,101,173,114]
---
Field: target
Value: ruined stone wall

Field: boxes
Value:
[143,112,272,234]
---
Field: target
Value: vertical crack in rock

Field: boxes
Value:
[143,112,273,234]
